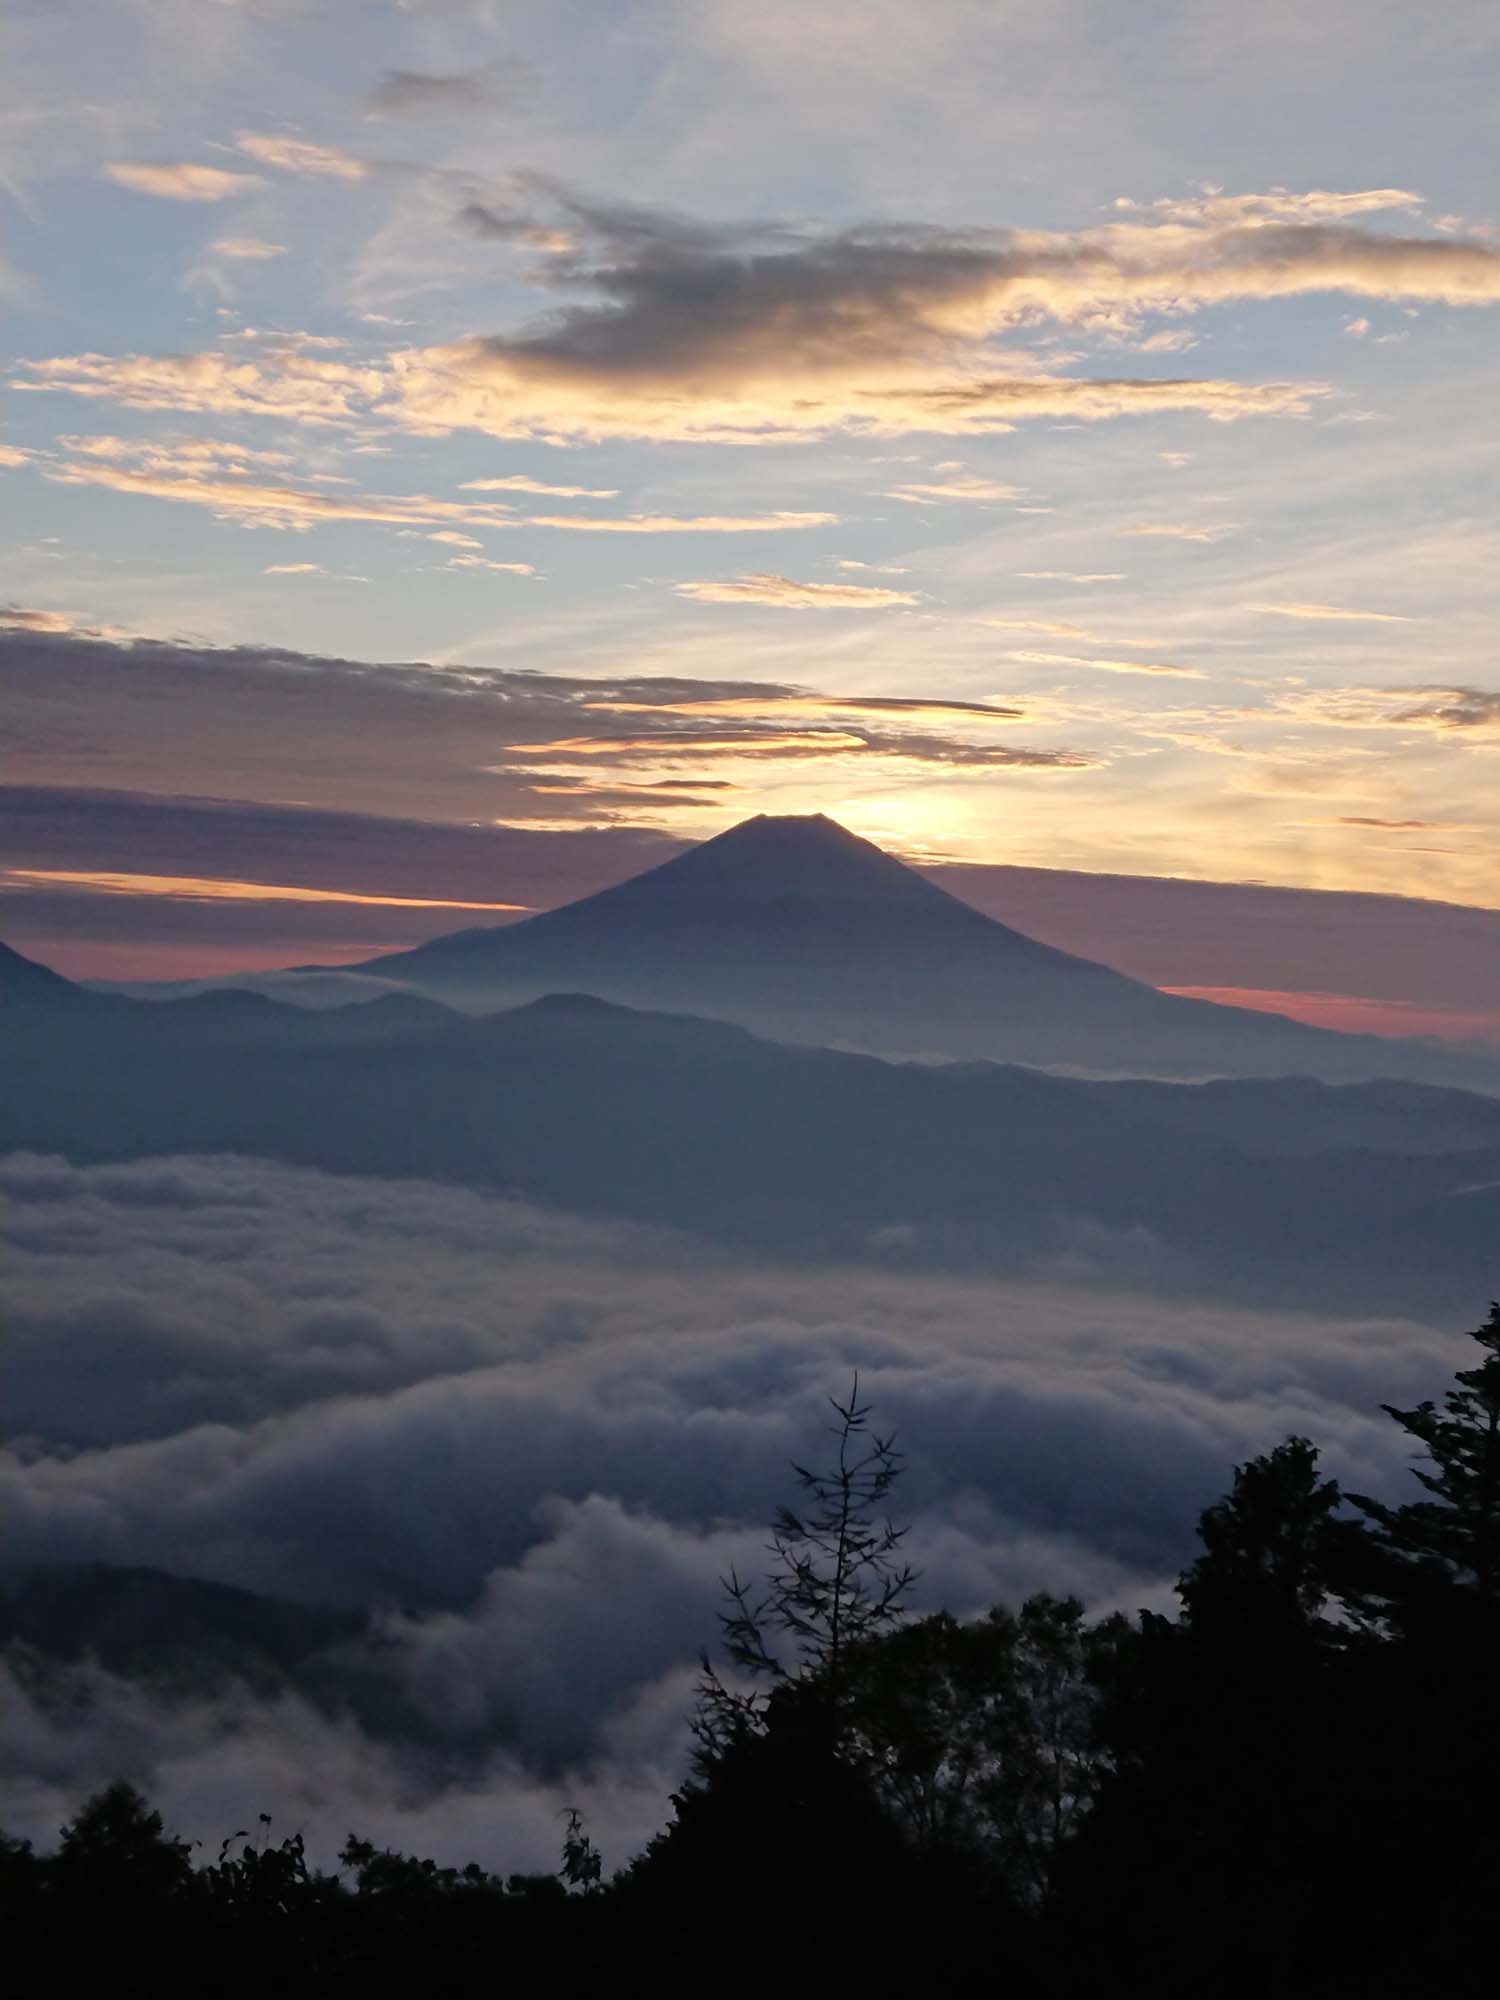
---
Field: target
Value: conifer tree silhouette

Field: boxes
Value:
[1350,1300,1500,1617]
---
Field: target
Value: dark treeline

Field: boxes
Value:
[4,1304,1499,1996]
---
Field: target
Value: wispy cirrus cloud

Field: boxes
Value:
[1135,329,1198,354]
[366,65,508,119]
[1253,601,1412,622]
[979,618,1159,646]
[210,236,287,261]
[581,694,1023,722]
[673,573,918,608]
[1006,650,1207,678]
[393,348,1322,445]
[0,605,79,633]
[1118,521,1238,542]
[1016,571,1126,583]
[3,867,528,912]
[35,450,833,537]
[1315,816,1471,831]
[530,511,835,534]
[502,729,1091,769]
[235,132,368,181]
[524,781,734,809]
[104,161,265,202]
[1263,684,1500,737]
[44,460,530,532]
[461,475,619,498]
[1112,188,1425,227]
[59,433,296,473]
[443,556,539,576]
[881,475,1026,504]
[504,730,875,757]
[12,350,383,425]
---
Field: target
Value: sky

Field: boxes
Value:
[2,0,1499,1022]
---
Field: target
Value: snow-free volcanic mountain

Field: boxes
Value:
[339,813,1499,1090]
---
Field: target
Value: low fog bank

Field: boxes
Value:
[1,1152,1466,1872]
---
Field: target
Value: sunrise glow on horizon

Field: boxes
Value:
[3,0,1498,1013]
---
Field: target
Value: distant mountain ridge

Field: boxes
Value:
[336,813,1500,1094]
[4,944,1498,1316]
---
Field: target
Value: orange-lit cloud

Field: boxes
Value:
[460,474,619,498]
[0,606,78,633]
[210,237,287,261]
[882,475,1025,504]
[674,574,918,607]
[581,695,1022,720]
[1260,685,1500,737]
[105,162,265,202]
[12,345,1322,447]
[235,132,368,181]
[524,783,739,809]
[60,433,297,473]
[1005,651,1207,678]
[979,618,1159,646]
[1302,816,1472,831]
[502,729,1094,771]
[1253,602,1412,622]
[2,869,529,910]
[45,460,526,531]
[391,353,1322,445]
[1113,188,1425,226]
[526,511,835,533]
[502,731,872,756]
[38,455,831,537]
[1118,521,1237,543]
[443,556,538,575]
[22,186,1500,448]
[382,191,1500,441]
[13,351,383,425]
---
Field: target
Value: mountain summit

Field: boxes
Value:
[614,812,958,909]
[352,813,1497,1088]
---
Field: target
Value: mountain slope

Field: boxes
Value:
[348,813,1500,1091]
[3,937,454,1049]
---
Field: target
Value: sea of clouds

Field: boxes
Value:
[0,1151,1463,1872]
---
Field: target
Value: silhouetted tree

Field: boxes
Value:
[1178,1433,1350,1638]
[1053,1439,1384,1995]
[0,1826,39,1903]
[22,1330,1500,1995]
[1350,1300,1500,1625]
[559,1808,602,1893]
[51,1779,195,1905]
[695,1375,915,1758]
[846,1594,1127,1901]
